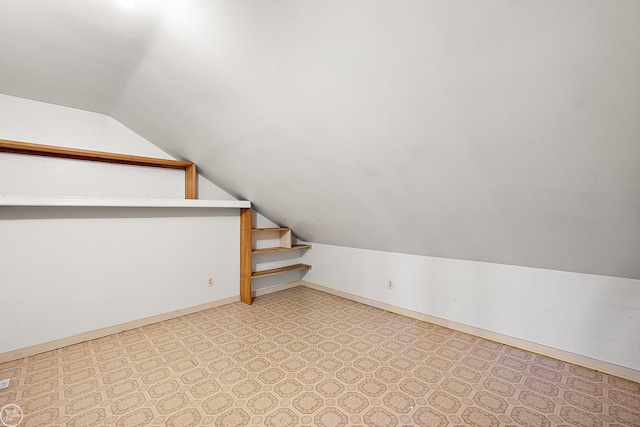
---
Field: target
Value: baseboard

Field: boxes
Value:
[5,280,638,384]
[301,280,640,383]
[0,281,305,364]
[0,295,239,364]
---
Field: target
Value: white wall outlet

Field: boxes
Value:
[208,277,214,287]
[0,378,10,390]
[387,280,394,289]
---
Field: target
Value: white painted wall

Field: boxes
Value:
[302,243,640,372]
[2,2,640,280]
[0,95,240,353]
[0,208,239,353]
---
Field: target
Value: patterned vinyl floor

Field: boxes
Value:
[0,286,638,427]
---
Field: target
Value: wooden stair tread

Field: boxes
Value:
[252,244,311,254]
[252,263,312,279]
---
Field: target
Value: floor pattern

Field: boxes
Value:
[0,286,639,427]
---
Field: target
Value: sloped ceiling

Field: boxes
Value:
[1,0,639,279]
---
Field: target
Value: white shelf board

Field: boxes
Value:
[0,195,251,208]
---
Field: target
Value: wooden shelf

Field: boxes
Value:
[252,227,292,249]
[0,195,251,208]
[252,263,312,279]
[252,244,312,255]
[241,208,312,304]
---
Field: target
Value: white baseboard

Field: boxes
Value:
[0,281,305,364]
[0,296,239,364]
[300,280,640,383]
[4,280,638,384]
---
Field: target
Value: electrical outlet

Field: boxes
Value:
[0,378,9,390]
[387,280,394,290]
[208,277,214,287]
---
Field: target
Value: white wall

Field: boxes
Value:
[102,0,637,282]
[0,95,240,354]
[3,2,640,282]
[302,243,640,372]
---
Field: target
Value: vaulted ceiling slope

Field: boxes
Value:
[1,0,639,279]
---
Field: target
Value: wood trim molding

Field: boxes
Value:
[300,280,640,383]
[0,139,198,199]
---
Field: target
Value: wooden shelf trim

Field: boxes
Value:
[251,263,312,279]
[0,195,250,208]
[0,139,198,199]
[252,227,290,232]
[0,139,192,169]
[251,244,312,255]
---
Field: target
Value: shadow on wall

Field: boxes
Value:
[252,272,306,293]
[0,206,238,220]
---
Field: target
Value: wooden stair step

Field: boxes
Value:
[251,263,312,279]
[252,244,311,255]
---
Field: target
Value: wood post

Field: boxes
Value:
[240,207,253,304]
[185,164,197,199]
